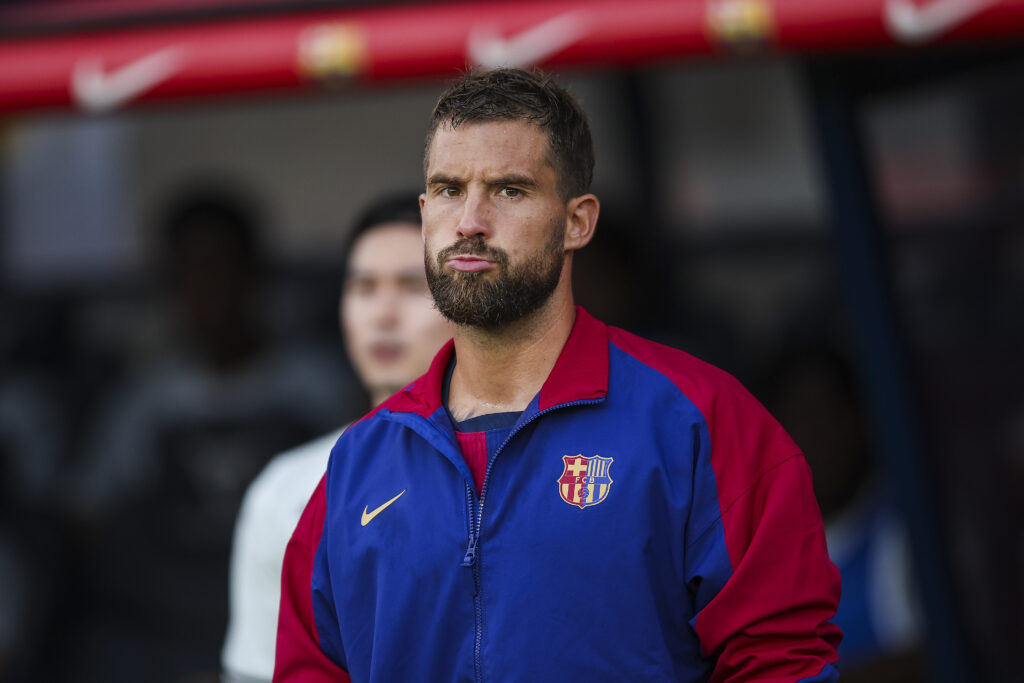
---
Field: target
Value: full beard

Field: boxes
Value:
[425,224,565,331]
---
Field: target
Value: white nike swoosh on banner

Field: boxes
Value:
[884,0,1000,45]
[71,46,185,113]
[467,11,591,69]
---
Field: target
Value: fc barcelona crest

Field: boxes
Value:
[558,455,614,509]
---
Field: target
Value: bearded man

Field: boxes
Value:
[275,68,842,683]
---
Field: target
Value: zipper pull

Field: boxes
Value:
[461,531,479,567]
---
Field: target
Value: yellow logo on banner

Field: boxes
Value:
[706,0,775,47]
[297,23,368,80]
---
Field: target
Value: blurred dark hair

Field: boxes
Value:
[340,191,422,283]
[755,340,862,415]
[424,67,595,200]
[157,185,262,269]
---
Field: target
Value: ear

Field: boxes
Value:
[419,192,427,242]
[564,193,599,251]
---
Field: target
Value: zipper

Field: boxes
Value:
[461,528,479,569]
[463,481,483,682]
[460,398,603,682]
[461,482,479,571]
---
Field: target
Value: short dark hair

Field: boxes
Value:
[157,185,262,274]
[340,191,422,282]
[424,68,594,200]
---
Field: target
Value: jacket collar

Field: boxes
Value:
[380,306,609,418]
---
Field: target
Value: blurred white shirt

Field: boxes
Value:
[221,427,345,683]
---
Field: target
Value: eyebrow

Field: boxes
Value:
[426,174,462,187]
[485,174,538,189]
[425,173,539,189]
[394,267,428,279]
[347,266,425,280]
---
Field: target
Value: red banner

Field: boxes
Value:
[1,0,1023,114]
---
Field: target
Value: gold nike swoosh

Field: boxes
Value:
[360,490,406,526]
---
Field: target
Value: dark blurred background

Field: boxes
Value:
[0,1,1021,682]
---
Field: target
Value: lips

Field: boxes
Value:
[446,255,494,273]
[369,342,403,363]
[437,237,507,273]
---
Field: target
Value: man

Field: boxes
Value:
[276,68,842,682]
[221,195,453,683]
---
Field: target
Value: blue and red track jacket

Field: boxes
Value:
[276,308,841,682]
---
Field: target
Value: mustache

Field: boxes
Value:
[436,237,509,266]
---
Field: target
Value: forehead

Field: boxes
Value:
[425,120,554,178]
[348,222,423,274]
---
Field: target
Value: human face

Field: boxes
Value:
[420,120,571,329]
[342,222,453,405]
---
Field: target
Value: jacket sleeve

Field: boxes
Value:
[686,386,842,683]
[274,476,351,683]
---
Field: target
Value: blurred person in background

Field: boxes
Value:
[61,186,352,683]
[221,193,452,683]
[758,339,922,683]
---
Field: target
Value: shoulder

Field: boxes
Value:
[607,326,753,411]
[608,326,798,482]
[243,428,345,519]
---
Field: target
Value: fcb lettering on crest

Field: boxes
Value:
[558,455,614,509]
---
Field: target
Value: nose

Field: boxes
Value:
[456,190,492,241]
[372,284,400,330]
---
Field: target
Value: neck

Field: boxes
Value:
[447,283,576,422]
[370,389,391,408]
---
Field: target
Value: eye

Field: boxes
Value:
[345,277,375,296]
[399,276,430,295]
[499,187,522,198]
[441,186,461,198]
